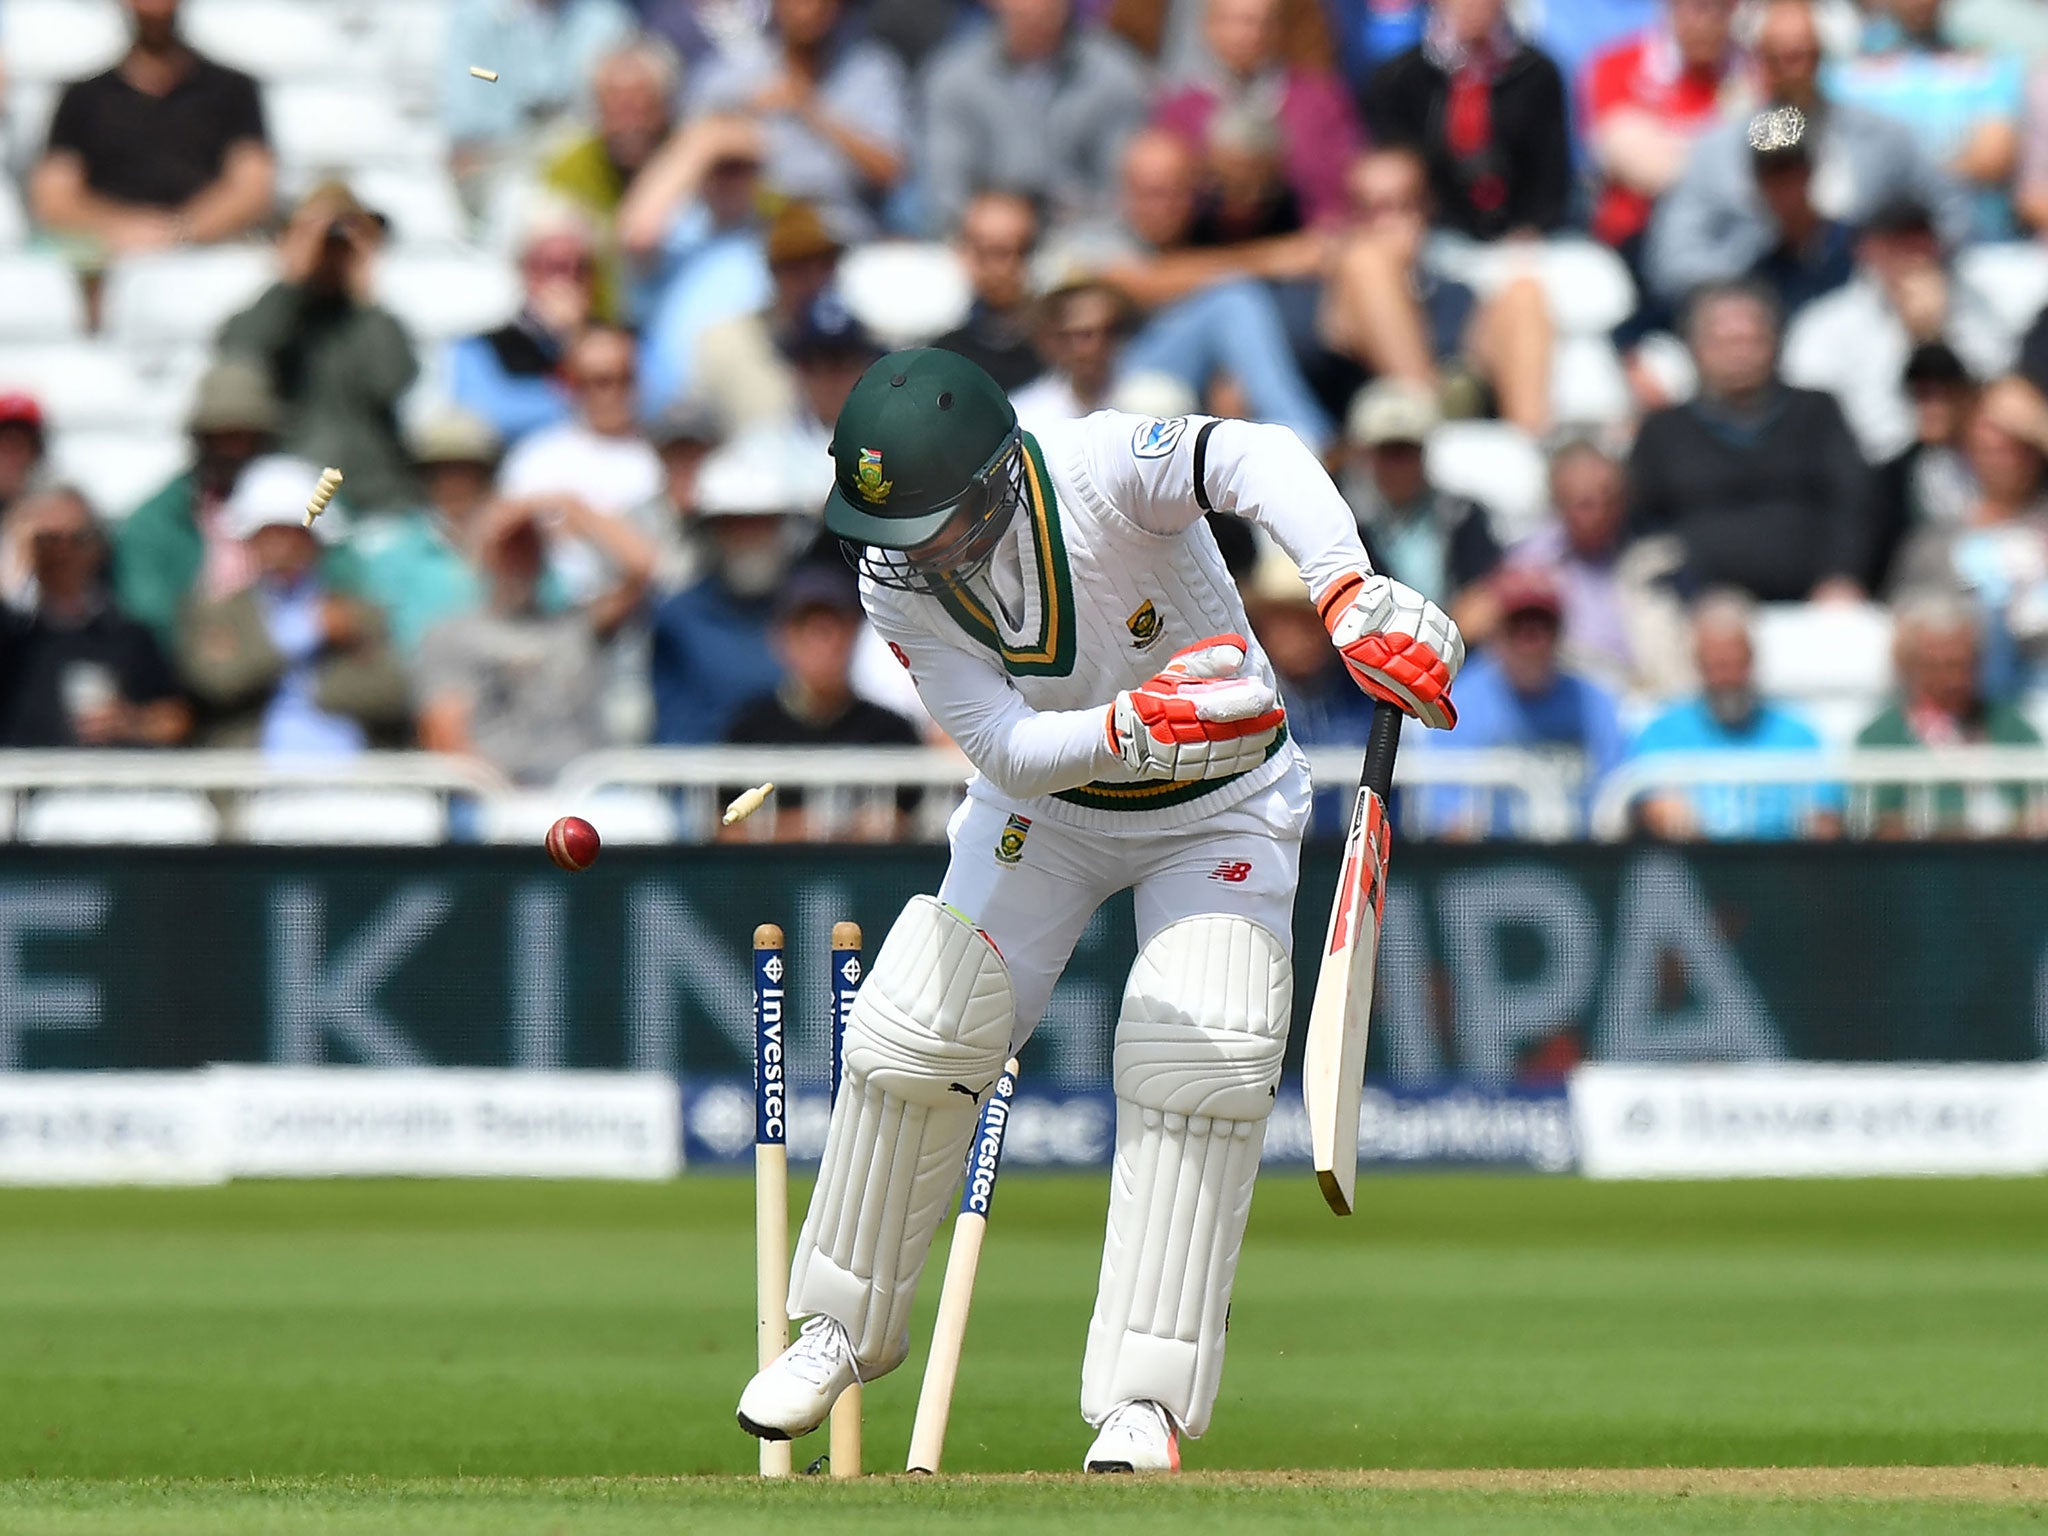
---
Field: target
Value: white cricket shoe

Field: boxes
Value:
[735,1316,858,1441]
[1084,1399,1181,1472]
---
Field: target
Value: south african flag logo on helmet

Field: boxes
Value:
[856,447,893,505]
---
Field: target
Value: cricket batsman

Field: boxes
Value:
[737,350,1463,1470]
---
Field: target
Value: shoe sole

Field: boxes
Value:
[736,1410,795,1443]
[1086,1460,1135,1473]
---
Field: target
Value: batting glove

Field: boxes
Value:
[1317,570,1464,730]
[1107,634,1285,781]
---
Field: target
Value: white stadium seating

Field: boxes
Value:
[346,167,471,247]
[0,344,173,431]
[374,248,521,342]
[1426,420,1549,543]
[1551,334,1632,429]
[480,790,677,847]
[180,0,378,82]
[46,429,189,519]
[0,179,28,249]
[268,83,448,179]
[0,252,86,342]
[838,242,973,348]
[1956,242,2048,342]
[1431,235,1639,337]
[0,0,128,83]
[19,789,220,845]
[101,246,274,350]
[241,789,449,845]
[1753,602,1896,701]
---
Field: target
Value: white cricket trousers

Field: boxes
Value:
[937,766,1312,1047]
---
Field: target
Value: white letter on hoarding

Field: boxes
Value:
[0,884,107,1069]
[625,884,755,1072]
[1437,867,1600,1081]
[270,884,446,1064]
[1599,853,1781,1062]
[1374,882,1440,1085]
[511,884,565,1068]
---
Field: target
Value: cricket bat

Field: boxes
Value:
[1303,701,1402,1216]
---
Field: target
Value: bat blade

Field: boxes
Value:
[1303,703,1401,1216]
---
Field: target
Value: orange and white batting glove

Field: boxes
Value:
[1317,570,1464,730]
[1107,633,1286,781]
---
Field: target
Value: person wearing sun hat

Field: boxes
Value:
[175,456,409,753]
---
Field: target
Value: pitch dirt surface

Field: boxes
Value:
[3,1474,2044,1535]
[2,1175,2043,1532]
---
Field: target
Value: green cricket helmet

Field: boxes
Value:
[823,348,1023,589]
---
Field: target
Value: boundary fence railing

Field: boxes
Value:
[1,743,2046,842]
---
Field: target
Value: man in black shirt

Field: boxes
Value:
[1362,0,1571,242]
[31,0,274,253]
[0,488,190,749]
[1627,281,1873,602]
[725,562,921,839]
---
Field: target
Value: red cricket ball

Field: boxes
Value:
[545,815,601,872]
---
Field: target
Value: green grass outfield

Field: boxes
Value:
[2,1174,2044,1533]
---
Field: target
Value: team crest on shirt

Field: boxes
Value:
[855,447,893,504]
[1126,599,1164,649]
[1131,417,1188,458]
[994,813,1033,867]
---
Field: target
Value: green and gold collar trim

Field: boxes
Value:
[927,432,1076,678]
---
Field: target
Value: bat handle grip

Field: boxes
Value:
[1361,701,1403,800]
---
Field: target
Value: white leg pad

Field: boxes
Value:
[1081,914,1292,1438]
[790,896,1015,1377]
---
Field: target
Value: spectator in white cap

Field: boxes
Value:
[176,457,409,754]
[648,428,822,744]
[1337,378,1504,642]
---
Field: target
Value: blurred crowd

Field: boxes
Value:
[4,0,2048,839]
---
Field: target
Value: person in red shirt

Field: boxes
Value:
[1583,0,1742,250]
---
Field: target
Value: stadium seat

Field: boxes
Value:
[357,0,457,113]
[19,790,220,845]
[0,252,86,342]
[374,248,520,341]
[180,0,375,81]
[241,789,448,845]
[1551,335,1631,428]
[268,83,446,177]
[838,242,972,348]
[1956,242,2048,342]
[1801,694,1884,747]
[1426,420,1548,543]
[345,166,470,247]
[0,179,28,248]
[1630,330,1698,404]
[1753,602,1895,700]
[4,81,62,181]
[46,429,189,519]
[0,0,127,83]
[0,343,171,431]
[479,789,677,846]
[1431,236,1638,337]
[101,246,274,350]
